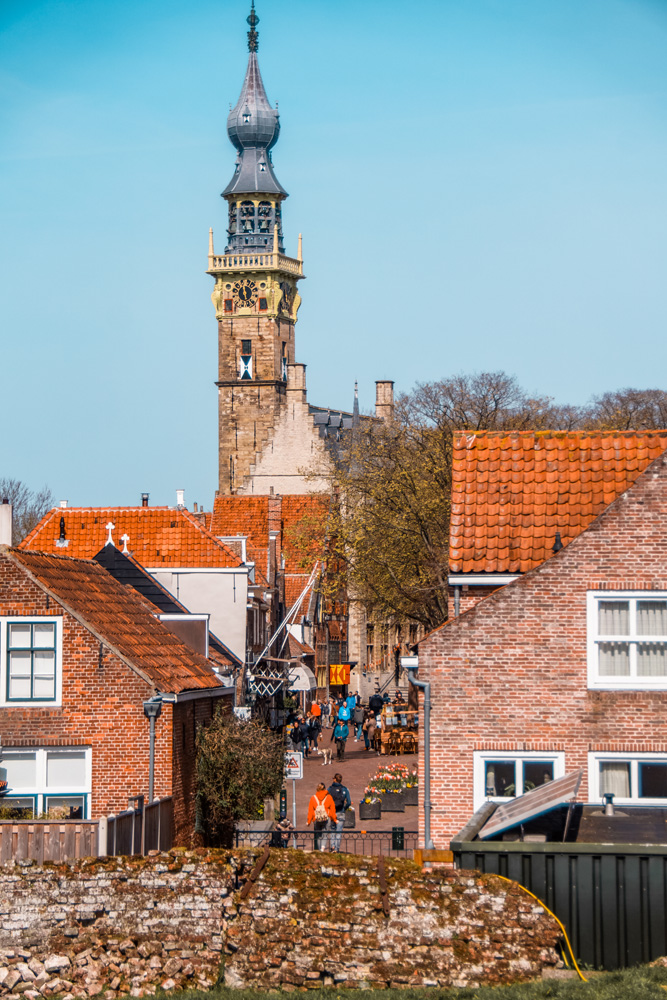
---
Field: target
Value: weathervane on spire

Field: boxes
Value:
[247,1,259,52]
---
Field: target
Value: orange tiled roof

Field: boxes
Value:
[211,494,328,575]
[449,430,667,575]
[210,497,270,543]
[8,550,224,693]
[20,507,242,569]
[288,633,315,658]
[285,574,312,609]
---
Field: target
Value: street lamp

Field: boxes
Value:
[143,697,163,802]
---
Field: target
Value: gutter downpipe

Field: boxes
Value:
[405,661,434,849]
[454,585,460,618]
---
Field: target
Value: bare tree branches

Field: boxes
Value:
[0,479,54,545]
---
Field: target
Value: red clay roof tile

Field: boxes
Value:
[8,550,223,693]
[449,430,667,574]
[20,508,242,569]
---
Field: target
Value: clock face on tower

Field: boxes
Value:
[233,279,257,307]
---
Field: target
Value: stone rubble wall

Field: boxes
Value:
[0,849,562,996]
[223,850,561,991]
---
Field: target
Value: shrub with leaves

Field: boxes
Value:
[196,710,285,846]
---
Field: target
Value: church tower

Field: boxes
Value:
[208,3,304,495]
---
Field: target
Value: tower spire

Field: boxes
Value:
[247,1,259,52]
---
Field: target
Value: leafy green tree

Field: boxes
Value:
[196,710,284,846]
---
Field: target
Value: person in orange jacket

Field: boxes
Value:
[306,781,336,851]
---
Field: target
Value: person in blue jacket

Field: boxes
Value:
[331,719,349,760]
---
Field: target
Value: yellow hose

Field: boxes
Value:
[494,874,588,982]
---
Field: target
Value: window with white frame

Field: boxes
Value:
[0,747,91,818]
[587,592,667,689]
[0,617,62,706]
[473,751,565,812]
[589,752,667,805]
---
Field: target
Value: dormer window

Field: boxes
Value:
[259,161,266,172]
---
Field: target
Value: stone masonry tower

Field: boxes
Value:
[208,2,304,495]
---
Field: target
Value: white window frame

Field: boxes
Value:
[587,591,667,690]
[0,617,63,707]
[0,746,92,818]
[588,751,667,806]
[473,750,565,812]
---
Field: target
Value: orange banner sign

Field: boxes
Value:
[330,664,350,685]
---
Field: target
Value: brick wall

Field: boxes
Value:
[0,849,561,994]
[448,584,501,615]
[420,454,667,846]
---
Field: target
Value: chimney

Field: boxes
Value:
[176,489,185,509]
[375,380,394,422]
[286,363,307,403]
[268,530,279,588]
[0,499,12,547]
[59,500,68,509]
[141,493,149,508]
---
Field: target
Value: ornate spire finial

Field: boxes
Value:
[247,1,259,52]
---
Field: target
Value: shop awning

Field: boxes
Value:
[287,664,317,692]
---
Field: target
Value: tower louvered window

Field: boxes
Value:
[239,339,253,380]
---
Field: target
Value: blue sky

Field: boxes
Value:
[2,0,667,508]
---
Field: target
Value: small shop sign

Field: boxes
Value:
[330,663,350,685]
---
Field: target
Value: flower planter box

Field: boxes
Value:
[403,785,418,806]
[380,790,405,812]
[359,800,381,821]
[344,807,356,829]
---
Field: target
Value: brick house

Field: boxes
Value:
[419,444,667,847]
[0,548,232,844]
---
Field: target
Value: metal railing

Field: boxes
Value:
[235,827,418,857]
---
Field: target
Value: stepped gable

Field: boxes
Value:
[20,506,243,569]
[7,550,223,693]
[449,430,667,575]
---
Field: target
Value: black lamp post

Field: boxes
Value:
[143,697,163,802]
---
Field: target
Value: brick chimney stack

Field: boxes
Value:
[286,363,307,404]
[375,380,395,422]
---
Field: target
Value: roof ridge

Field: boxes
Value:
[6,549,222,693]
[178,508,244,566]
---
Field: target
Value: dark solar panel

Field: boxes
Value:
[478,768,583,840]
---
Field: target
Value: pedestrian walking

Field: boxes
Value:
[364,710,377,752]
[369,691,383,716]
[306,782,336,851]
[331,718,349,760]
[337,697,351,721]
[353,701,364,741]
[308,712,321,751]
[327,773,351,852]
[297,716,311,757]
